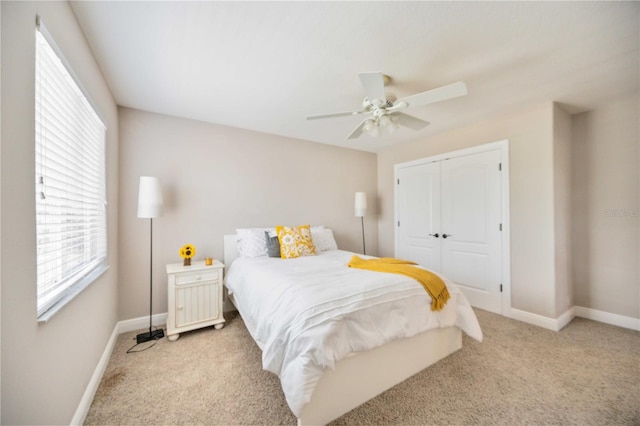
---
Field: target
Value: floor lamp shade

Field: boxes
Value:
[355,192,367,255]
[354,192,367,217]
[138,176,163,218]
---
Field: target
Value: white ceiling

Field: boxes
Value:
[70,1,639,153]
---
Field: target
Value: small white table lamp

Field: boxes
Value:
[355,192,367,254]
[136,176,165,345]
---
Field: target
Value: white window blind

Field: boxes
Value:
[35,23,107,319]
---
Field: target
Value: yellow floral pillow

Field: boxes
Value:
[275,225,317,259]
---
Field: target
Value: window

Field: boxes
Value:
[35,21,107,320]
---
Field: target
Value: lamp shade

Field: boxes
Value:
[137,176,163,218]
[354,192,367,217]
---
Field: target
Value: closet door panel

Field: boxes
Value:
[396,162,442,273]
[441,150,502,313]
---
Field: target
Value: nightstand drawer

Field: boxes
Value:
[175,271,218,286]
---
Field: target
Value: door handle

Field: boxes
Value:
[442,233,452,239]
[429,233,439,238]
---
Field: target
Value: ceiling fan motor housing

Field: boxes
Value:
[362,93,397,111]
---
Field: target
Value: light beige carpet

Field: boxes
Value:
[85,309,639,425]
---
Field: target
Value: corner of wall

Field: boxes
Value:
[552,103,573,317]
[570,93,639,321]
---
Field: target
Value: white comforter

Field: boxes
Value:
[225,250,483,417]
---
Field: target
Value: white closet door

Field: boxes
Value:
[440,150,502,313]
[396,162,442,273]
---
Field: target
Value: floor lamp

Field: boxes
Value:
[355,192,367,255]
[136,176,165,344]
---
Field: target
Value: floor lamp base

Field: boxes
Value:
[136,328,165,344]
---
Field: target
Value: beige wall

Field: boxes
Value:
[118,107,377,321]
[572,94,639,319]
[1,2,119,424]
[377,102,559,318]
[553,104,573,316]
[0,3,3,420]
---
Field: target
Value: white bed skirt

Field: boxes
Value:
[298,325,461,425]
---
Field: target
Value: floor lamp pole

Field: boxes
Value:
[136,217,165,344]
[361,216,366,255]
[149,218,153,333]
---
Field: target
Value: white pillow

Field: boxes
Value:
[236,228,274,257]
[237,226,327,257]
[311,228,338,252]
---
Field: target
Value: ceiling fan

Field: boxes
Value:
[306,72,467,140]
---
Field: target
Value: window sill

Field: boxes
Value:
[37,263,110,324]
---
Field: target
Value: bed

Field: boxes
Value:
[223,232,482,425]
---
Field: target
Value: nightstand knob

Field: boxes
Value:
[196,276,202,281]
[178,306,184,310]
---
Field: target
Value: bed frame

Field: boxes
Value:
[223,235,462,425]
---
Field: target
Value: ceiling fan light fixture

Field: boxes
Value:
[363,119,376,132]
[365,121,380,137]
[386,121,399,134]
[378,114,398,134]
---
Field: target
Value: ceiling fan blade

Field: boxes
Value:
[393,112,430,130]
[346,118,369,140]
[395,81,467,108]
[359,72,387,105]
[306,110,365,120]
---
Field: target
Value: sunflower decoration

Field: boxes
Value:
[179,244,196,266]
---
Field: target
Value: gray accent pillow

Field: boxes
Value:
[265,231,281,258]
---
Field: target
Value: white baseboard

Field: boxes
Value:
[507,308,573,331]
[556,307,575,330]
[574,306,640,331]
[117,312,168,334]
[509,306,639,332]
[71,312,168,425]
[70,324,119,425]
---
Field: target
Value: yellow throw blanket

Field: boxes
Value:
[348,255,450,311]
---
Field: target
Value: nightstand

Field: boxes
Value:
[166,259,225,341]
